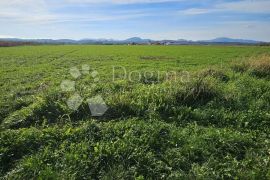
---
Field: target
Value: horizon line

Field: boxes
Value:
[0,36,267,42]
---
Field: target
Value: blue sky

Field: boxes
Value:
[0,0,270,41]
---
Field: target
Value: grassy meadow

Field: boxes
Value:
[1,45,270,179]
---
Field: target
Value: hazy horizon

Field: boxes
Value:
[0,36,266,42]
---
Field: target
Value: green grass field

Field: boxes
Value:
[1,45,270,179]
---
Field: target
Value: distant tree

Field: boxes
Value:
[0,41,36,47]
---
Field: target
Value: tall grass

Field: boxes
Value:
[232,54,270,78]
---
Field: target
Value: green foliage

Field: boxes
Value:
[1,120,269,179]
[0,45,270,179]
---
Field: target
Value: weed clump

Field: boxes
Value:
[175,77,221,106]
[199,68,230,82]
[231,61,249,73]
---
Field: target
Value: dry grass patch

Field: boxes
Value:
[249,54,270,77]
[231,54,270,78]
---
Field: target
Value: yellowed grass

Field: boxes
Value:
[248,54,270,77]
[232,54,270,77]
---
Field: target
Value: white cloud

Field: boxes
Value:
[0,0,53,23]
[0,12,148,25]
[182,8,213,15]
[181,0,270,15]
[0,0,48,13]
[218,0,270,13]
[64,0,181,4]
[0,0,152,24]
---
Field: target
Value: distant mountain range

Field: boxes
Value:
[0,37,266,45]
[200,37,261,44]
